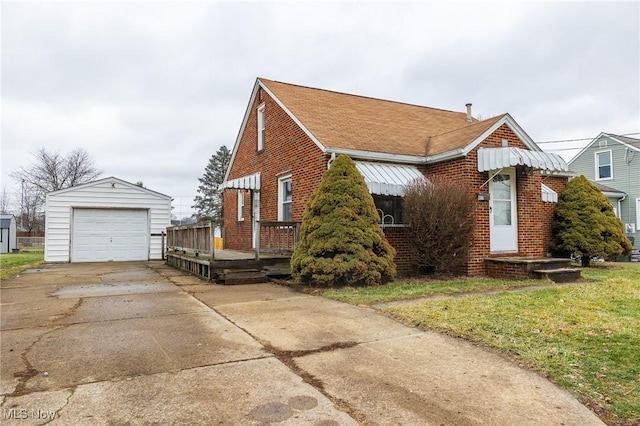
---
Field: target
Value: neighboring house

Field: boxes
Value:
[569,132,640,250]
[0,214,17,253]
[221,78,570,276]
[45,177,172,263]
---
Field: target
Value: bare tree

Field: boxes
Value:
[11,148,102,193]
[10,148,101,234]
[0,185,11,214]
[18,185,45,235]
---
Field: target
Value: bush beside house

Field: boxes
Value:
[403,177,475,274]
[291,155,397,287]
[550,175,632,267]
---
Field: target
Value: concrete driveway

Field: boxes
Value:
[0,262,603,425]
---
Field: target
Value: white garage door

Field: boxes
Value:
[72,209,149,262]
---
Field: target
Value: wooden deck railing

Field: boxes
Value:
[165,220,301,262]
[166,222,213,259]
[256,221,301,260]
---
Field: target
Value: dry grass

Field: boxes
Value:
[0,252,44,280]
[381,263,640,425]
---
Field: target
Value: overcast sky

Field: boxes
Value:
[2,1,639,218]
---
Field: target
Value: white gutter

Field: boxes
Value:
[325,148,427,165]
[325,147,468,165]
[425,149,466,164]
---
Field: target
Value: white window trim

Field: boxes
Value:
[595,149,613,181]
[277,175,292,221]
[237,191,245,221]
[636,198,640,232]
[257,103,265,151]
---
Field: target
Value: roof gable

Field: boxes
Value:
[260,78,480,158]
[569,132,640,165]
[46,176,171,199]
[226,78,543,175]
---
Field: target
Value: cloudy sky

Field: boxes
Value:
[2,1,639,218]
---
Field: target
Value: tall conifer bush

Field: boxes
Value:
[550,175,632,267]
[291,155,396,287]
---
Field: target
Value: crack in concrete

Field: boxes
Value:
[7,297,87,398]
[8,327,61,398]
[52,298,83,323]
[260,341,372,425]
[41,386,77,425]
[188,290,369,425]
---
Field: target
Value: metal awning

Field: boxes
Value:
[220,173,261,190]
[541,183,558,203]
[477,148,568,173]
[355,161,424,196]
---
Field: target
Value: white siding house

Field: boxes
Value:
[45,177,172,263]
[1,214,17,253]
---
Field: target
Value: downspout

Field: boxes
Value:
[618,195,626,220]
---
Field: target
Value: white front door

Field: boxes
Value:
[252,190,260,249]
[489,169,518,252]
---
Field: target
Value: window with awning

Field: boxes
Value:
[355,161,424,197]
[477,147,568,173]
[220,173,261,191]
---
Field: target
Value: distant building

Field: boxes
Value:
[1,214,18,253]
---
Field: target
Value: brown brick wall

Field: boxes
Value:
[382,226,418,276]
[224,102,568,278]
[426,124,568,276]
[224,86,327,250]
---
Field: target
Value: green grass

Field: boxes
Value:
[322,276,551,305]
[0,251,44,280]
[373,263,640,425]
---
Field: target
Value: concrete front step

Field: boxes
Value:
[531,268,582,283]
[484,257,580,281]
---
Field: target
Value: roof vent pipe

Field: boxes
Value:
[465,103,473,123]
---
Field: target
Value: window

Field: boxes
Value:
[278,176,292,221]
[595,150,612,180]
[257,104,265,151]
[237,191,245,221]
[373,195,403,224]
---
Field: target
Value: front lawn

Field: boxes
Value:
[322,276,551,305]
[323,263,640,425]
[0,252,44,280]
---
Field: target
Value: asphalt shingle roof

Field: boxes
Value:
[260,78,505,157]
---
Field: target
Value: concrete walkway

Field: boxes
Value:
[0,262,603,425]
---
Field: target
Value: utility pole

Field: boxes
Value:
[21,179,25,230]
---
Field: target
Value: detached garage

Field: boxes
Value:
[45,177,172,263]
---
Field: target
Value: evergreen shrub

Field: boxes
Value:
[291,155,396,286]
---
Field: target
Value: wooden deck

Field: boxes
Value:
[165,249,291,284]
[165,222,297,284]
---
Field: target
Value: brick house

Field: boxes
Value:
[221,78,570,276]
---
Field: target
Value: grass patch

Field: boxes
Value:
[322,276,550,305]
[380,263,640,425]
[0,252,44,280]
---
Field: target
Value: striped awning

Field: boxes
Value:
[220,172,261,190]
[355,161,424,196]
[541,183,558,203]
[477,148,568,173]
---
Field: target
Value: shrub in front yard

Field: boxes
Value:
[291,155,396,287]
[402,176,474,274]
[550,175,632,267]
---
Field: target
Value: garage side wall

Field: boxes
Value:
[45,179,171,262]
